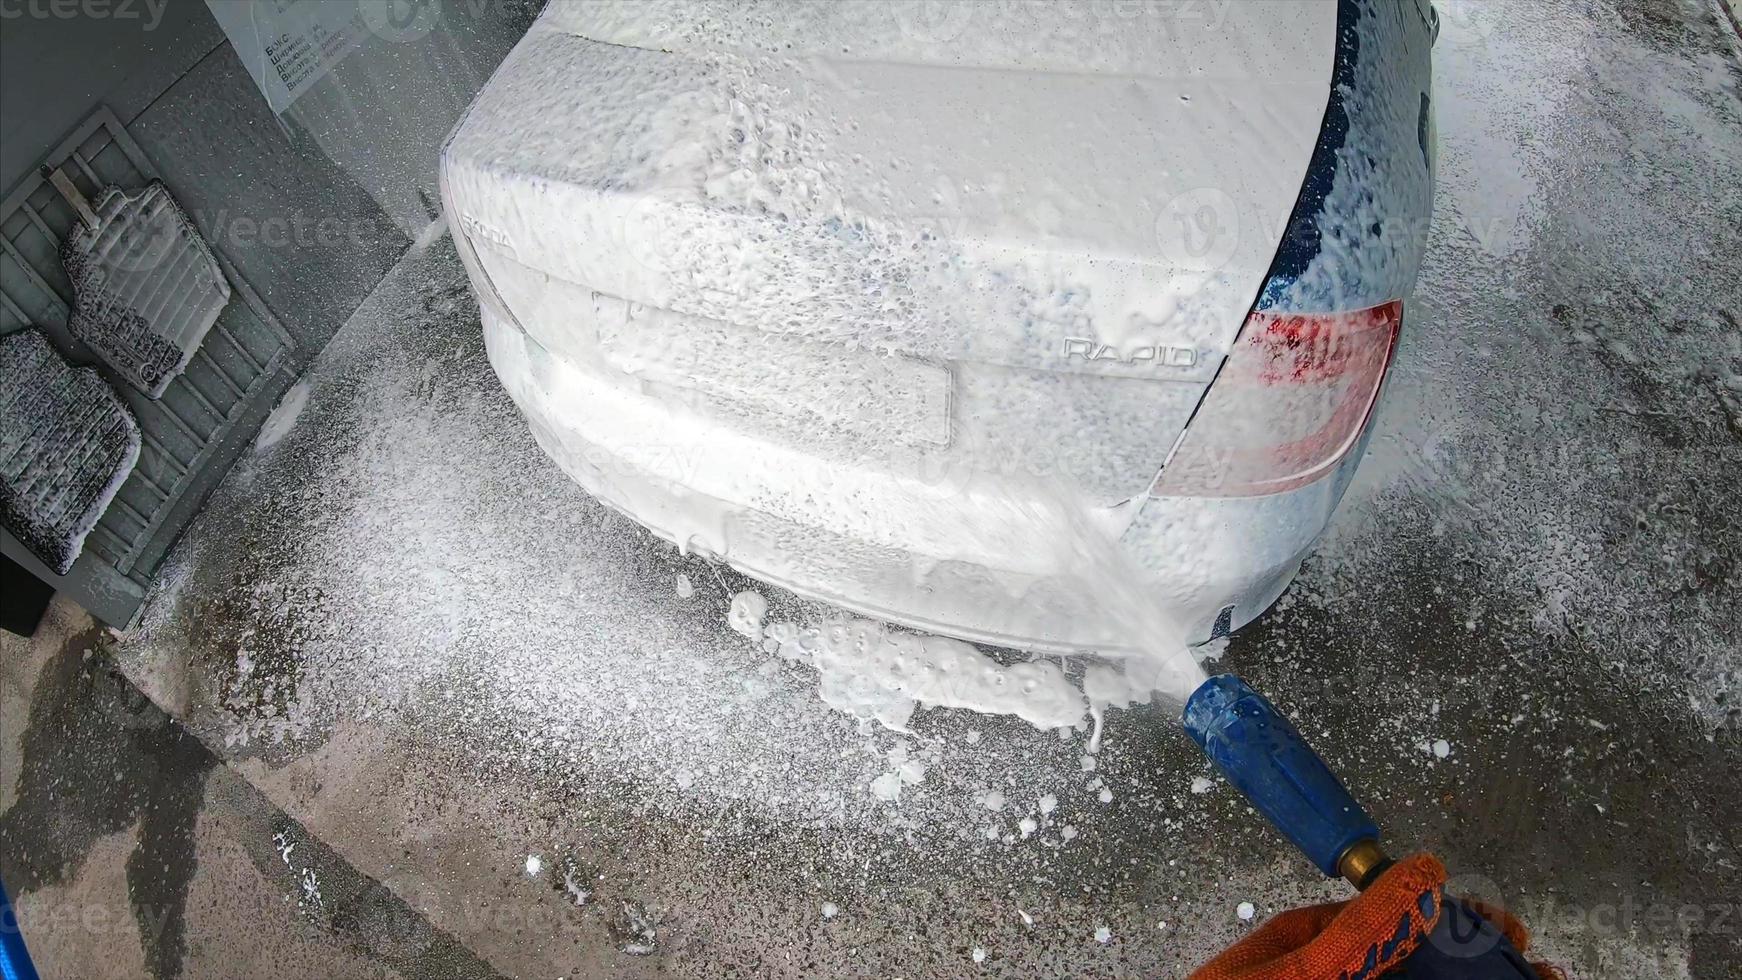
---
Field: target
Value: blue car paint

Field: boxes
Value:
[1256,0,1438,315]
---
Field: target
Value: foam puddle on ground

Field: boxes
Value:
[747,612,1087,733]
[723,484,1210,751]
[131,242,1230,852]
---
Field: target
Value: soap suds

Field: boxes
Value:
[255,378,311,452]
[727,591,768,642]
[134,245,1222,859]
[758,617,1092,733]
[111,2,1742,975]
[444,0,1306,689]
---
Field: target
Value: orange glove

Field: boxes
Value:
[1189,855,1565,980]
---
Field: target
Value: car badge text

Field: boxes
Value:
[1062,338,1198,368]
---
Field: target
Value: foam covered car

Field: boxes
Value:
[441,0,1438,651]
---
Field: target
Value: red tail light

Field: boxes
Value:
[1153,301,1402,498]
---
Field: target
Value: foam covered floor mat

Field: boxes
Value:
[1,330,141,575]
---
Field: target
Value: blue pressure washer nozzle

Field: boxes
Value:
[1184,674,1390,889]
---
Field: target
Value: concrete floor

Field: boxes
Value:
[5,1,1741,978]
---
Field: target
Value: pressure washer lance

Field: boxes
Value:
[1180,677,1561,976]
[1182,674,1391,890]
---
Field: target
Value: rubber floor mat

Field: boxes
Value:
[0,330,141,575]
[54,175,232,398]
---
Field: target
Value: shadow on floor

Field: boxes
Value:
[0,625,502,980]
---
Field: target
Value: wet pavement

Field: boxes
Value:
[4,1,1740,978]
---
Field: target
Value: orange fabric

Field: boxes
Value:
[1190,854,1448,980]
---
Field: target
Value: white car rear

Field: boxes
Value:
[441,0,1437,649]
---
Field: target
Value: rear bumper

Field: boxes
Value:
[443,6,1400,652]
[486,310,1362,649]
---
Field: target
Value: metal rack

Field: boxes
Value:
[0,107,295,624]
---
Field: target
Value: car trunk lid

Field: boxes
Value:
[442,1,1336,503]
